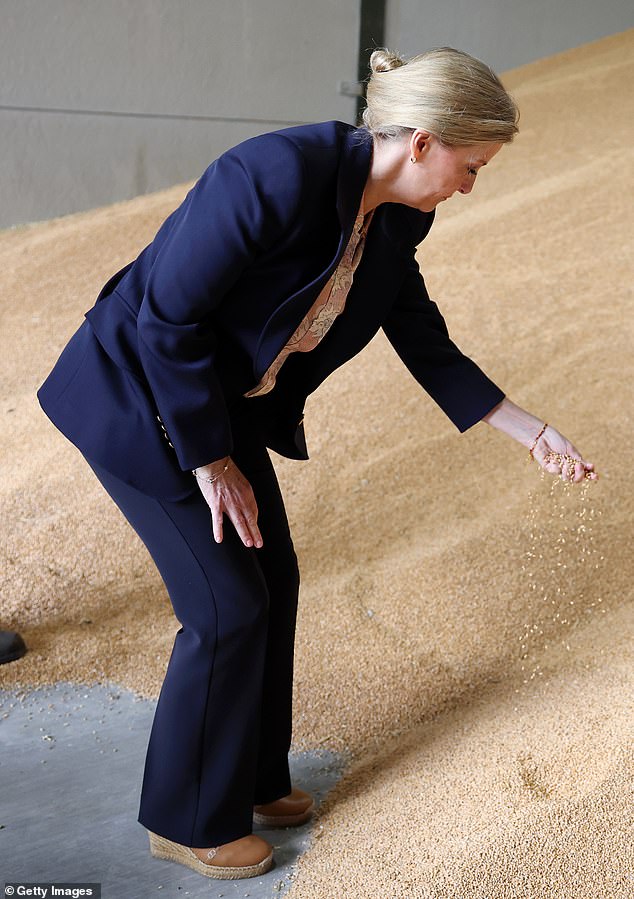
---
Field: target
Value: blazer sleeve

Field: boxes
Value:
[136,134,306,471]
[382,250,505,432]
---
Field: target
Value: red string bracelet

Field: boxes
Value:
[529,422,548,459]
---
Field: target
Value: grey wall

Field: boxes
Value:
[2,1,633,229]
[1,0,360,228]
[385,0,633,74]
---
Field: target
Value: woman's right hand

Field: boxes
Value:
[194,457,263,548]
[531,425,597,483]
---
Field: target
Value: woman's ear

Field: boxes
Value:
[409,129,433,163]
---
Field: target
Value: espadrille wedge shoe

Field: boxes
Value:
[253,786,315,827]
[148,831,273,880]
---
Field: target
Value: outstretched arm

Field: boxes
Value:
[383,249,597,485]
[382,255,506,431]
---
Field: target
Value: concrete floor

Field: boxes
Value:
[0,682,343,898]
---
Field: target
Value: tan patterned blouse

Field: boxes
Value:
[244,201,374,398]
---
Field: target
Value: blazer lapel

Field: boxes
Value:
[253,127,373,381]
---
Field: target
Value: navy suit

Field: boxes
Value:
[39,120,503,499]
[38,121,504,847]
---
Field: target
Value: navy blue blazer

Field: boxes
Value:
[38,120,504,500]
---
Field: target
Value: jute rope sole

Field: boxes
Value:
[148,831,273,880]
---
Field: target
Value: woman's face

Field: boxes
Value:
[404,131,504,213]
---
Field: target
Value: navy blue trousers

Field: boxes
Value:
[87,419,300,848]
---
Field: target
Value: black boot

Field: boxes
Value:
[0,630,27,665]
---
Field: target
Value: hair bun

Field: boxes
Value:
[369,48,405,74]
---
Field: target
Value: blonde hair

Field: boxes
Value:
[362,47,519,146]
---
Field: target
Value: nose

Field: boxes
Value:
[459,177,475,195]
